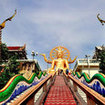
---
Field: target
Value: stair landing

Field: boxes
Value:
[44,76,77,105]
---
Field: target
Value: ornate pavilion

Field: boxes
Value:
[7,44,27,59]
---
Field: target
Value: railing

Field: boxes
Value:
[63,73,105,105]
[9,73,56,105]
[73,59,99,71]
[78,59,99,64]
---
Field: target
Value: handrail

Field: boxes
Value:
[64,73,105,105]
[10,73,55,105]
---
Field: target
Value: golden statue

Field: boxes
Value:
[0,10,17,29]
[41,46,77,74]
[97,14,105,25]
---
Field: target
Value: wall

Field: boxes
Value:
[82,68,99,77]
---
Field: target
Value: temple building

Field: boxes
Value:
[18,59,41,79]
[7,44,27,59]
[73,59,99,77]
[0,44,42,78]
[73,46,105,77]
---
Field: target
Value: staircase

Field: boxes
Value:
[44,76,77,105]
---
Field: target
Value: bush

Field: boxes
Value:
[99,50,105,74]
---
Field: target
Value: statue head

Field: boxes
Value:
[57,47,63,58]
[50,46,71,60]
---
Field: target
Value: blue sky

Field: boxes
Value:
[0,0,105,70]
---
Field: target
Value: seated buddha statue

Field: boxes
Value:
[41,46,77,74]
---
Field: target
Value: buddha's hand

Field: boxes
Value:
[40,53,45,57]
[48,68,54,71]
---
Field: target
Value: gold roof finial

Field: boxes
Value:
[97,13,105,25]
[0,9,17,29]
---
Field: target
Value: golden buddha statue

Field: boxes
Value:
[41,46,77,74]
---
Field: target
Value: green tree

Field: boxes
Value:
[7,55,20,74]
[0,68,12,89]
[0,55,20,89]
[99,50,105,74]
[0,43,21,89]
[1,43,9,61]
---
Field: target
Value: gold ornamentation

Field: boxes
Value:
[41,46,77,73]
[50,46,70,60]
[0,10,17,29]
[97,14,105,25]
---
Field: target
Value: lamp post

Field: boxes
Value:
[85,55,90,76]
[36,52,38,56]
[31,51,35,60]
[31,51,38,60]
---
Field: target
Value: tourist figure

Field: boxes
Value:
[58,69,60,75]
[66,69,69,75]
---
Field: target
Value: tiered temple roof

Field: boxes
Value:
[7,44,27,59]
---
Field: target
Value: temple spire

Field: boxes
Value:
[97,14,105,25]
[0,10,17,62]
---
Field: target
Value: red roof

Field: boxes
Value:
[7,46,22,50]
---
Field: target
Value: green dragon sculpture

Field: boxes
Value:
[0,71,47,105]
[71,72,105,96]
